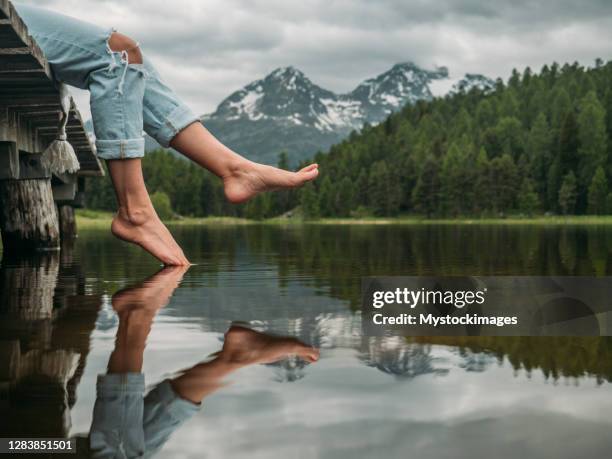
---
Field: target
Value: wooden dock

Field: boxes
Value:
[0,0,103,252]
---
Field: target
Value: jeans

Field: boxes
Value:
[14,3,199,159]
[89,373,200,459]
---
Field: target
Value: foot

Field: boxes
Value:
[111,207,190,266]
[221,325,320,364]
[223,160,319,204]
[112,265,190,313]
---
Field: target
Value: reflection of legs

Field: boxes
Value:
[90,266,188,457]
[108,159,189,266]
[107,265,189,373]
[170,325,319,403]
[170,123,319,204]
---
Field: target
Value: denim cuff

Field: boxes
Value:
[153,380,201,421]
[156,104,199,148]
[97,373,145,395]
[96,138,145,160]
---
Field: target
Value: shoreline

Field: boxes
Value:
[75,210,612,228]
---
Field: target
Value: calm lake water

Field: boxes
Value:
[1,224,612,458]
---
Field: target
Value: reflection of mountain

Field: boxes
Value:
[360,337,450,378]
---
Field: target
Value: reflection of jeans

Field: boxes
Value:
[90,374,199,459]
[14,3,199,159]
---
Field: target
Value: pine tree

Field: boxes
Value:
[527,113,551,199]
[587,166,608,214]
[318,176,334,217]
[558,172,577,215]
[577,91,608,192]
[489,154,518,213]
[440,142,473,215]
[335,177,354,217]
[300,184,320,220]
[412,155,440,216]
[517,179,540,215]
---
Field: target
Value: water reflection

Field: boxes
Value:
[1,225,612,458]
[83,267,318,458]
[0,247,98,438]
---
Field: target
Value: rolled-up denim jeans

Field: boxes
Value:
[14,3,199,159]
[89,373,200,458]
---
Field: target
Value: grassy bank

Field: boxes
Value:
[76,209,254,228]
[76,209,612,228]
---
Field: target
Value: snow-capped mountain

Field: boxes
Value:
[450,73,496,94]
[138,63,494,165]
[200,63,456,165]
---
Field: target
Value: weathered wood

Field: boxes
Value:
[0,140,18,179]
[0,340,19,380]
[0,178,60,251]
[0,1,102,177]
[57,205,76,238]
[19,151,50,179]
[0,252,59,320]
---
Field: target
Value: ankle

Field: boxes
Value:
[117,205,156,226]
[224,157,254,179]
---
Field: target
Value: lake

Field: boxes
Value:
[1,224,612,458]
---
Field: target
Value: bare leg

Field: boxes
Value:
[170,325,320,403]
[108,265,189,373]
[170,123,319,204]
[107,158,189,266]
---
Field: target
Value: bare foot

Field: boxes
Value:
[111,207,190,265]
[112,265,190,313]
[221,325,320,364]
[223,160,319,204]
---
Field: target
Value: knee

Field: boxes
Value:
[108,32,143,64]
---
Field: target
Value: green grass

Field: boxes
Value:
[75,209,253,228]
[75,209,612,228]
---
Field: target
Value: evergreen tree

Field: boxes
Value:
[300,184,320,220]
[489,154,518,213]
[558,172,578,215]
[412,155,440,216]
[587,166,608,214]
[335,177,354,217]
[517,179,540,215]
[527,113,551,199]
[577,91,608,192]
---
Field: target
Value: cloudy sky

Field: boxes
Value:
[19,0,612,117]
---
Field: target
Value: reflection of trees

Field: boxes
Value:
[0,246,101,437]
[238,224,612,308]
[412,336,612,385]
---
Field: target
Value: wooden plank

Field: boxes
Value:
[0,1,10,20]
[0,1,102,177]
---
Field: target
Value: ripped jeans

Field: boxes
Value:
[14,3,199,159]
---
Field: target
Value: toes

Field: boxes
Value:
[299,163,318,173]
[298,167,319,183]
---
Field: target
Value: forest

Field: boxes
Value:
[87,59,612,219]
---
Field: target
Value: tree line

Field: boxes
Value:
[87,59,612,219]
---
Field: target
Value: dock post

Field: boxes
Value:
[0,178,60,252]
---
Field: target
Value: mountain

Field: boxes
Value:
[133,64,492,166]
[450,73,496,94]
[199,63,456,165]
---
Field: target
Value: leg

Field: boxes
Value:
[107,158,189,265]
[108,265,189,373]
[170,123,319,203]
[140,59,318,205]
[98,34,188,265]
[170,325,319,403]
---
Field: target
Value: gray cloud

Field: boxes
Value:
[17,0,612,118]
